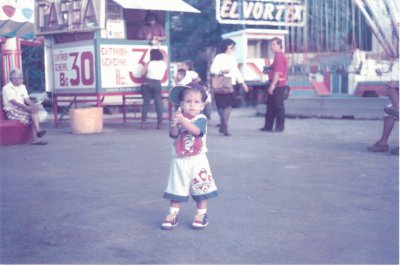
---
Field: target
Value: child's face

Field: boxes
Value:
[180,91,205,117]
[176,72,185,82]
[182,63,189,70]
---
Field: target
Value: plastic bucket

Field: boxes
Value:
[69,107,103,134]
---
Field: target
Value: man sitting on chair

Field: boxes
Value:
[2,69,47,145]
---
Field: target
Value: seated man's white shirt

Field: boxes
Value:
[2,82,29,111]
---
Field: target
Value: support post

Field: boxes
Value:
[1,37,22,84]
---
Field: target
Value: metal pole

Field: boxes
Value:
[383,0,399,39]
[238,0,245,29]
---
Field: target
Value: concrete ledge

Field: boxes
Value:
[256,96,389,119]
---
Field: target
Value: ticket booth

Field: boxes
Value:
[221,29,287,105]
[222,28,288,85]
[34,0,199,126]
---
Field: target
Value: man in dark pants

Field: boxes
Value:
[260,37,288,132]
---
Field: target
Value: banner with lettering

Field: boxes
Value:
[53,43,96,90]
[36,0,105,35]
[99,44,168,89]
[216,0,305,26]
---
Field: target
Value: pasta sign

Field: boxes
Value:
[216,0,305,26]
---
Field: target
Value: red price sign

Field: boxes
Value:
[53,45,96,90]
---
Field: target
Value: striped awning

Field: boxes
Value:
[0,0,34,39]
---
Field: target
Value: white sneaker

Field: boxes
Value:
[192,213,208,229]
[161,212,178,230]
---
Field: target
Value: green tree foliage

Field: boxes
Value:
[21,45,45,93]
[170,0,241,79]
[0,45,45,91]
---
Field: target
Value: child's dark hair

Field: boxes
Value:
[184,60,194,70]
[150,49,163,61]
[179,82,208,103]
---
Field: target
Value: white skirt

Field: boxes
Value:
[164,154,218,202]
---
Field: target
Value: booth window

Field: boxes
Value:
[248,40,270,59]
[124,9,164,40]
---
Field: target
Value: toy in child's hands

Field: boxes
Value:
[171,107,182,127]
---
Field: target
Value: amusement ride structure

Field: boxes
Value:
[284,0,399,96]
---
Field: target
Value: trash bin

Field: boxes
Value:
[69,107,103,134]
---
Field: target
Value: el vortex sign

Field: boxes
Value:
[216,0,305,26]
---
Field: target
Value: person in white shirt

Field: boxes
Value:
[210,39,249,136]
[181,60,201,84]
[174,69,187,86]
[2,69,47,145]
[141,49,167,129]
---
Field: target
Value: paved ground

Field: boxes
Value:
[0,107,399,264]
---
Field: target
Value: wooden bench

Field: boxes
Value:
[0,92,33,146]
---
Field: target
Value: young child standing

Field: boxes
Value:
[162,83,218,230]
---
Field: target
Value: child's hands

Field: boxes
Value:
[170,107,201,136]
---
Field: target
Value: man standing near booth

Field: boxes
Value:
[260,37,288,132]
